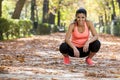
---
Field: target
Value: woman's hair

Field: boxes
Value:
[75,8,87,17]
[74,8,87,23]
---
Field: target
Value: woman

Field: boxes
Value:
[59,8,101,66]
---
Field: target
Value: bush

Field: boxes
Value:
[37,23,51,35]
[9,19,20,38]
[0,18,10,40]
[111,19,120,36]
[105,25,111,34]
[18,20,32,37]
[0,18,32,40]
[50,24,59,33]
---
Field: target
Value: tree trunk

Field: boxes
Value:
[117,0,120,14]
[42,0,49,23]
[48,12,55,24]
[12,0,26,19]
[57,10,60,26]
[57,0,62,26]
[104,9,107,25]
[111,0,116,20]
[0,0,2,17]
[31,0,36,22]
[0,32,3,40]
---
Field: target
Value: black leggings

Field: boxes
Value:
[59,40,101,58]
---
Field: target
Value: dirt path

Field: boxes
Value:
[0,33,120,80]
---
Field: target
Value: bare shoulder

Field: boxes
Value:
[69,22,75,27]
[68,23,75,30]
[86,20,94,28]
[86,20,93,25]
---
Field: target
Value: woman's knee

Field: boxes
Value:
[89,40,101,52]
[59,42,68,53]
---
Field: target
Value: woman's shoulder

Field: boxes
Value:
[67,22,76,31]
[86,20,93,27]
[86,20,92,25]
[69,22,76,27]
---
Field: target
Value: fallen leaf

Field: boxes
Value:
[16,54,25,63]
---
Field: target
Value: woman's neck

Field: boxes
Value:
[77,23,84,27]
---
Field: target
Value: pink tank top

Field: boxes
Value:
[71,22,89,48]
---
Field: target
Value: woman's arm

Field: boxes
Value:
[86,21,98,44]
[83,21,98,52]
[65,23,76,49]
[65,23,80,57]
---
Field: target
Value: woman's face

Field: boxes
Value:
[76,13,86,25]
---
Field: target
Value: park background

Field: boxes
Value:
[0,0,120,40]
[0,0,120,80]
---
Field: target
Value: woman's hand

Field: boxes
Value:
[73,48,80,58]
[83,42,89,52]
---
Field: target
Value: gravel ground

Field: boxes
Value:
[0,33,120,80]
